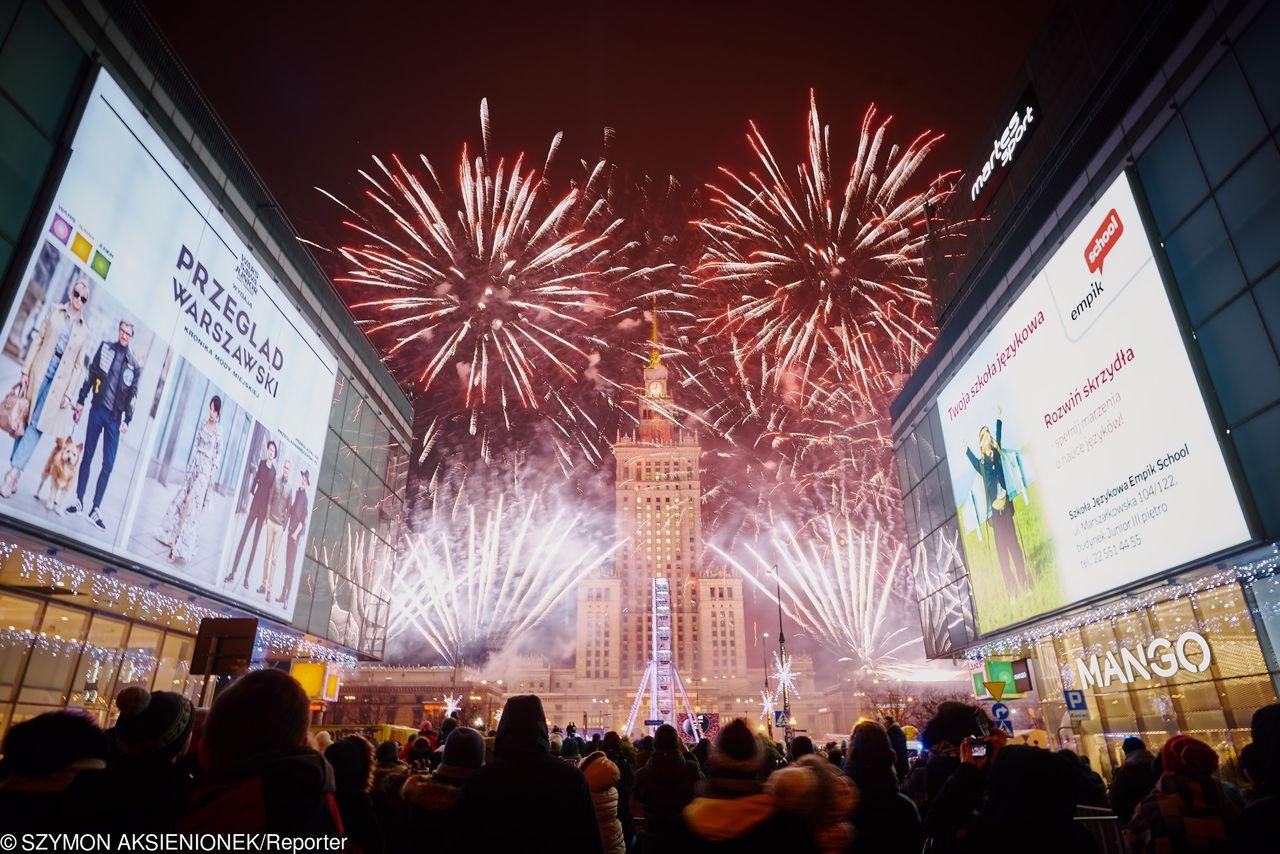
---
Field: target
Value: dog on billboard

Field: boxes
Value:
[35,435,84,513]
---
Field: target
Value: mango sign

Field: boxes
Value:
[1085,208,1123,274]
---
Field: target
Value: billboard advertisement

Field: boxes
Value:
[0,69,336,621]
[937,172,1249,635]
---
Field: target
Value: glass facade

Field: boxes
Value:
[898,1,1280,660]
[291,372,407,659]
[0,586,199,744]
[1018,571,1280,787]
[0,0,412,712]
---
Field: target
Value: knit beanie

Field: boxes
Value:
[114,688,194,758]
[442,726,485,770]
[561,736,582,759]
[1160,734,1218,776]
[709,718,763,774]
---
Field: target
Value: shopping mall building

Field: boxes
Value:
[894,0,1280,783]
[0,0,411,738]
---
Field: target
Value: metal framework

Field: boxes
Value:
[625,577,701,740]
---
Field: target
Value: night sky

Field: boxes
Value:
[142,1,1056,670]
[144,1,1053,252]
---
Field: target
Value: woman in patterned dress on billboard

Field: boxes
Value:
[156,395,223,563]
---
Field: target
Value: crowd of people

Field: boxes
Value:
[0,670,1276,852]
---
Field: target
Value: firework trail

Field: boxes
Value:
[713,515,924,679]
[389,489,616,666]
[324,100,668,471]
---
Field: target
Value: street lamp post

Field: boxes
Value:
[771,566,792,748]
[762,631,772,740]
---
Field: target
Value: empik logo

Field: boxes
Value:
[1085,209,1123,275]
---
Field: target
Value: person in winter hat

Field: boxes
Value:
[682,718,819,853]
[0,710,110,831]
[400,726,486,849]
[550,730,565,755]
[455,695,603,852]
[635,723,703,853]
[429,716,459,771]
[561,733,583,763]
[602,731,636,849]
[101,688,196,831]
[369,741,409,854]
[767,754,856,853]
[1126,734,1237,852]
[404,735,434,770]
[1108,737,1157,824]
[581,751,627,854]
[179,669,342,835]
[313,730,333,752]
[844,720,922,854]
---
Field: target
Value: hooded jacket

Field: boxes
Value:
[178,748,343,835]
[581,752,626,854]
[1108,748,1157,824]
[635,748,703,837]
[846,758,924,854]
[682,742,818,853]
[454,695,603,853]
[397,764,475,849]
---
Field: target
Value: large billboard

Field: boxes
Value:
[937,172,1249,635]
[0,70,336,621]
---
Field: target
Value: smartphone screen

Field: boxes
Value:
[971,742,988,758]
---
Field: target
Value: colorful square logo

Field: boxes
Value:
[90,251,111,280]
[71,232,92,262]
[50,215,72,245]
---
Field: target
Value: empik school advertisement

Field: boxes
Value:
[0,69,336,621]
[936,172,1249,635]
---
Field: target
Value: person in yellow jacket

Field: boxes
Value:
[2,278,93,499]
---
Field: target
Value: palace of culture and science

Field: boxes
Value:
[334,318,820,737]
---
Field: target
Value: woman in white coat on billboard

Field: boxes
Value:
[1,277,93,498]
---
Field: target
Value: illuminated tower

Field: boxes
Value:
[576,307,702,683]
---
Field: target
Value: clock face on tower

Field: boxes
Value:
[649,381,663,397]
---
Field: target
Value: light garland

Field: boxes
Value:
[5,540,356,669]
[963,549,1280,661]
[0,627,158,670]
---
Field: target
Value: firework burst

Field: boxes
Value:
[325,100,665,469]
[715,515,924,679]
[684,93,954,530]
[389,489,616,666]
[696,90,948,407]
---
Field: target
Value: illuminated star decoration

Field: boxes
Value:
[759,688,779,723]
[443,694,462,718]
[771,651,801,701]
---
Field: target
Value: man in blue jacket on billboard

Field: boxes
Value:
[66,320,140,531]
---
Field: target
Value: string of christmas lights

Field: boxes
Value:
[964,548,1280,661]
[3,540,357,668]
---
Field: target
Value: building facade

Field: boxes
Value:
[0,0,411,740]
[894,0,1280,784]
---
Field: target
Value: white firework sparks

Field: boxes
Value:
[715,515,923,679]
[443,694,462,718]
[390,491,615,665]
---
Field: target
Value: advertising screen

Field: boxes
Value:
[0,70,337,621]
[937,172,1249,635]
